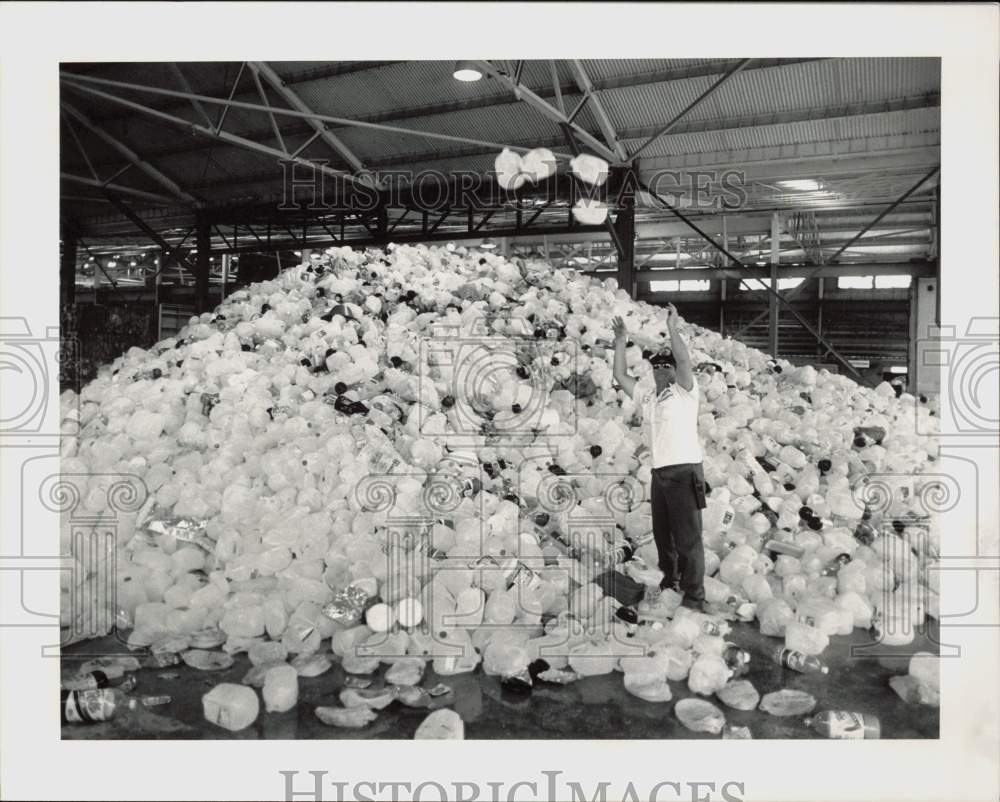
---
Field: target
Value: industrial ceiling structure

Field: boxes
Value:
[59,58,941,381]
[61,58,939,251]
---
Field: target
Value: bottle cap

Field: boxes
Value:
[820,666,829,674]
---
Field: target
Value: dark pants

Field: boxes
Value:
[650,463,707,600]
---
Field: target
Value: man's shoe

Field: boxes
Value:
[680,596,708,613]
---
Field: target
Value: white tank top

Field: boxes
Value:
[634,375,703,468]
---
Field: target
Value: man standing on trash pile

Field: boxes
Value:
[611,303,707,612]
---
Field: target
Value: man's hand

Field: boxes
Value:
[665,303,679,330]
[611,316,627,343]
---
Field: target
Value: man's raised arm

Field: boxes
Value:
[611,316,638,398]
[666,303,694,392]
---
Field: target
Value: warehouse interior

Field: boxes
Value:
[60,59,940,393]
[58,59,943,740]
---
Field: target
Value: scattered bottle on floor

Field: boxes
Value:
[61,688,136,724]
[500,667,533,694]
[763,539,805,559]
[333,395,370,416]
[139,695,172,707]
[820,553,853,577]
[853,506,880,547]
[723,644,751,677]
[772,646,829,675]
[143,651,183,669]
[805,710,881,739]
[61,672,137,692]
[700,619,726,637]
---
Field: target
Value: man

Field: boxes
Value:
[611,303,707,611]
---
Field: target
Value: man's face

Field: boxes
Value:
[652,363,676,391]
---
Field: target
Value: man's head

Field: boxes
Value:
[649,351,677,391]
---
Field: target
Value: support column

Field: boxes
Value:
[195,216,211,315]
[377,204,389,249]
[60,234,77,308]
[612,163,636,298]
[769,211,780,356]
[719,216,728,335]
[817,278,825,361]
[934,184,941,326]
[221,253,232,302]
[912,277,940,397]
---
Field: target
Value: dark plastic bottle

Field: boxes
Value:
[773,646,829,675]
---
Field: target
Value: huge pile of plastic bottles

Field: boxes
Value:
[58,242,942,731]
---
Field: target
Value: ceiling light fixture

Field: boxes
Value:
[778,179,823,192]
[453,61,483,82]
[480,237,497,250]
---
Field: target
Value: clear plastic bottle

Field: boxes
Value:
[61,672,137,692]
[773,646,829,675]
[853,506,880,546]
[61,688,136,724]
[805,710,880,739]
[723,644,751,677]
[820,553,852,577]
[763,539,805,559]
[700,619,725,637]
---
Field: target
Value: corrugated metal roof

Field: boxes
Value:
[618,106,939,158]
[61,58,944,235]
[597,58,939,134]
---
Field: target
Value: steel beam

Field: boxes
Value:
[61,233,77,307]
[168,63,216,129]
[827,165,940,262]
[612,165,637,297]
[251,61,371,181]
[61,101,199,206]
[62,109,101,181]
[61,79,369,188]
[638,179,869,383]
[214,62,247,135]
[61,173,178,205]
[85,58,825,156]
[561,124,631,275]
[102,191,197,274]
[769,211,780,356]
[631,58,752,160]
[731,165,941,338]
[248,64,287,154]
[635,261,937,282]
[567,60,628,161]
[476,61,620,164]
[61,72,565,161]
[201,222,609,257]
[195,217,211,314]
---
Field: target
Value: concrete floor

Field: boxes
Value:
[62,621,939,740]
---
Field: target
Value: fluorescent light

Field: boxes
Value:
[875,275,912,289]
[888,366,908,373]
[778,179,823,192]
[453,61,483,82]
